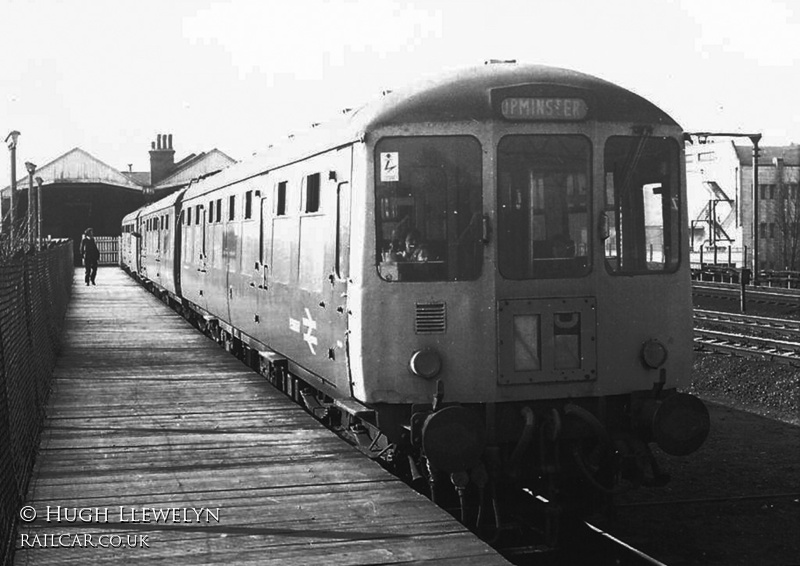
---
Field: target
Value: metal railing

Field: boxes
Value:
[0,243,73,566]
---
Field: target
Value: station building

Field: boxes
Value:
[1,134,235,263]
[686,140,800,271]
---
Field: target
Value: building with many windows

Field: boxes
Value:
[686,139,800,271]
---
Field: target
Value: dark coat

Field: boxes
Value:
[80,235,100,263]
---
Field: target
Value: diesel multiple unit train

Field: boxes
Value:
[121,62,709,529]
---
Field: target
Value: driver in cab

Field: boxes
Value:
[396,229,430,262]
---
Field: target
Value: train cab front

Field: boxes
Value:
[487,126,710,493]
[352,66,711,531]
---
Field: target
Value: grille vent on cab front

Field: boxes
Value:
[415,302,446,334]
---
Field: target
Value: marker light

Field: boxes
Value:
[409,349,442,379]
[642,339,668,369]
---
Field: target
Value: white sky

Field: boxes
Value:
[1,0,798,172]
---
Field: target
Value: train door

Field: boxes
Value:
[329,179,352,382]
[332,180,351,300]
[174,204,183,297]
[256,195,273,325]
[223,194,239,325]
[199,205,207,271]
[196,204,209,311]
[134,213,142,274]
[140,216,149,280]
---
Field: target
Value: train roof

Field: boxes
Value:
[122,208,141,224]
[354,62,679,130]
[137,188,188,217]
[181,62,680,200]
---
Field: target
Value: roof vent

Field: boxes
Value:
[485,59,517,65]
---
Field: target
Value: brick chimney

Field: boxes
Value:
[149,133,175,185]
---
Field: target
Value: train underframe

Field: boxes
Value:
[133,275,708,546]
[256,351,706,546]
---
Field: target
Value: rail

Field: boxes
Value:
[695,309,800,337]
[0,244,73,566]
[498,490,670,565]
[694,328,800,365]
[693,281,800,309]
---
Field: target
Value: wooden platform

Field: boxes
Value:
[15,268,509,565]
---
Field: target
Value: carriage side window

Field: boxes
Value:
[229,195,236,221]
[216,198,222,223]
[375,136,483,282]
[276,181,287,216]
[208,201,214,223]
[304,173,321,213]
[603,136,680,273]
[497,135,591,279]
[195,205,201,225]
[244,190,253,219]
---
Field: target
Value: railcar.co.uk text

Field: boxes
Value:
[17,506,221,549]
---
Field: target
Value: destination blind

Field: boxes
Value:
[501,97,588,121]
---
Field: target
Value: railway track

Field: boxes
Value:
[693,281,800,310]
[694,327,800,364]
[616,491,800,509]
[694,309,800,337]
[493,490,670,566]
[694,308,800,364]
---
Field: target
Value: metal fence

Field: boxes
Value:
[0,243,73,566]
[689,246,746,269]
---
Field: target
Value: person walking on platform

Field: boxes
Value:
[80,228,100,286]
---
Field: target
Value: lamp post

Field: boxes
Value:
[750,135,762,284]
[35,176,43,249]
[25,161,36,247]
[5,130,20,240]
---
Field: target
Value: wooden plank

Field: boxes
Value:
[15,268,509,565]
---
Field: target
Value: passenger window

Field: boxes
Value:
[305,173,321,213]
[245,190,253,219]
[276,181,287,216]
[229,195,236,220]
[208,201,214,223]
[216,198,222,222]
